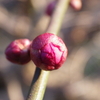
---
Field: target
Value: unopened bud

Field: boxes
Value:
[45,1,57,16]
[5,39,31,65]
[30,33,68,71]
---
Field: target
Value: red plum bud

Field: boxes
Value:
[45,1,57,16]
[5,39,31,65]
[30,33,68,71]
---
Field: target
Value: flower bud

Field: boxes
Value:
[30,33,68,71]
[45,1,57,16]
[70,0,82,10]
[5,39,31,65]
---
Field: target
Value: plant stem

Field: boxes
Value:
[27,68,50,100]
[27,0,70,100]
[46,0,70,34]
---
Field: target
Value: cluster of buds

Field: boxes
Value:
[5,33,68,71]
[5,0,82,70]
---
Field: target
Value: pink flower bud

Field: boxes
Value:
[5,39,31,65]
[70,0,82,10]
[45,1,57,16]
[30,33,68,71]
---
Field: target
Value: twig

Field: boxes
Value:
[46,0,70,34]
[27,68,50,100]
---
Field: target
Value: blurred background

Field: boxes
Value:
[0,0,100,100]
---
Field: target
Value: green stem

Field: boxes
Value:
[27,0,70,100]
[46,0,70,34]
[27,68,50,100]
